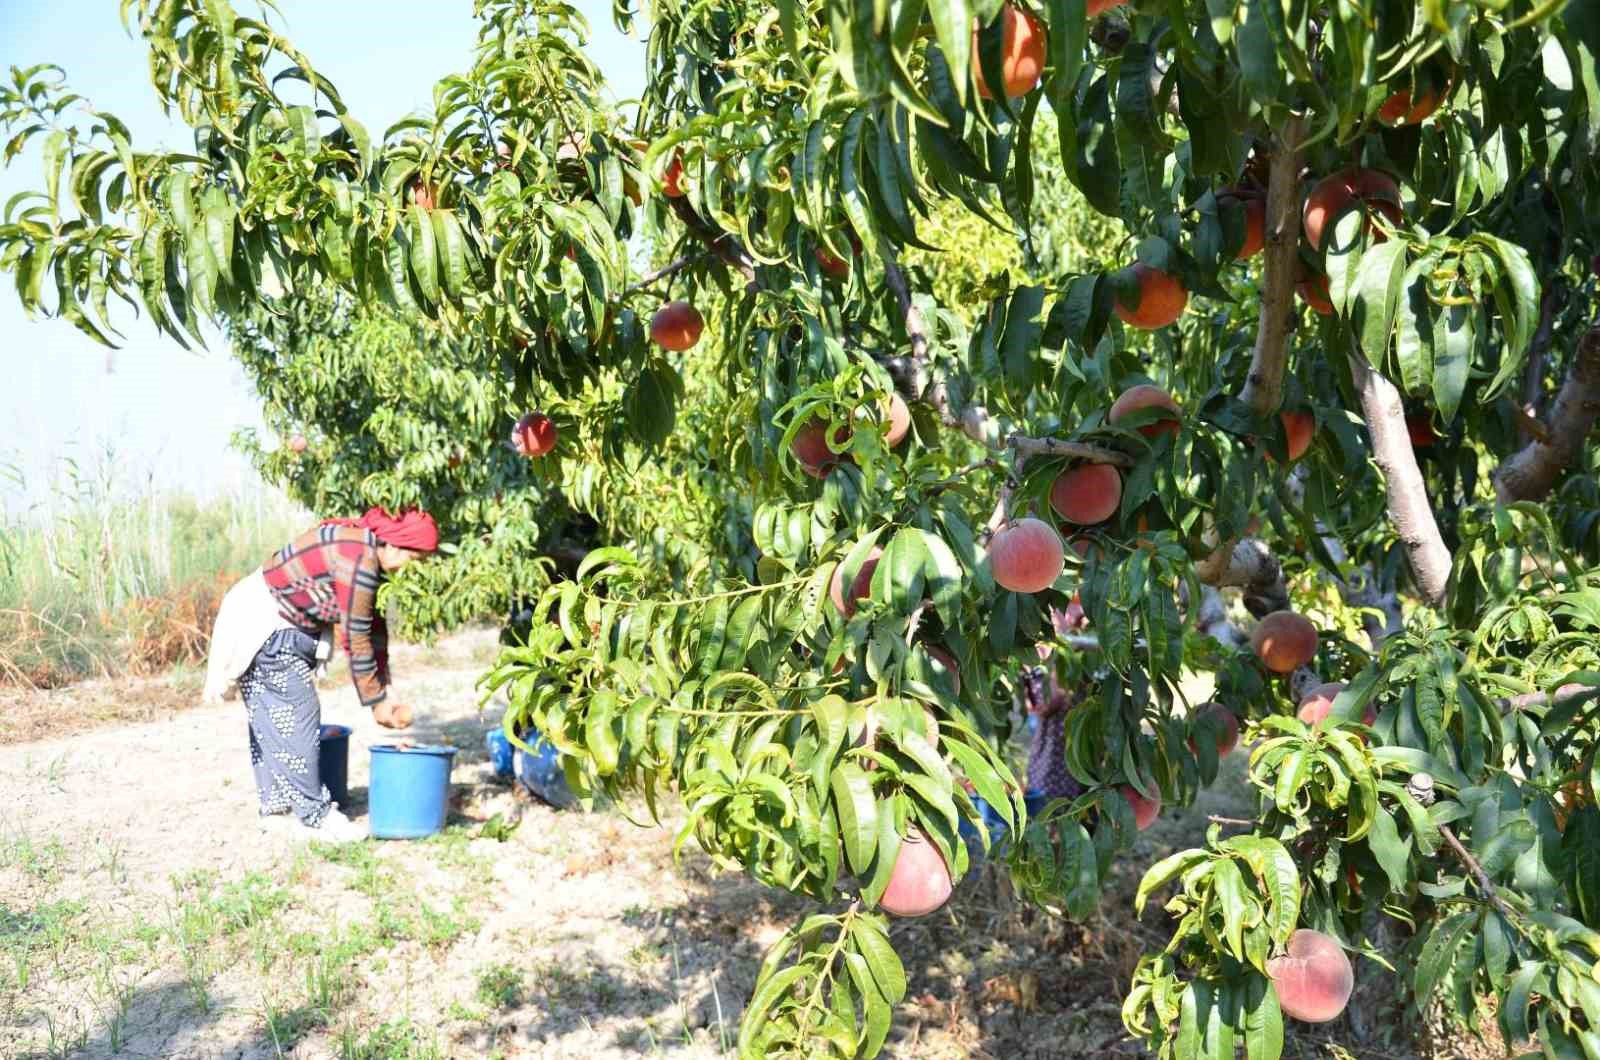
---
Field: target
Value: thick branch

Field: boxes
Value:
[1495,322,1600,503]
[1194,538,1289,617]
[1006,434,1136,469]
[1350,355,1453,606]
[1238,117,1305,416]
[667,198,756,282]
[880,243,997,448]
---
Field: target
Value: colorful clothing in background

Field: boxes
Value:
[262,524,390,707]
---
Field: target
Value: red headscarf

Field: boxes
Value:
[323,507,441,552]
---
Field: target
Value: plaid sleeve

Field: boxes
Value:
[344,546,388,707]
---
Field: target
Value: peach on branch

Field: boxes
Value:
[1187,702,1240,757]
[287,434,308,454]
[879,826,954,917]
[973,4,1046,100]
[1113,264,1188,330]
[1303,167,1403,252]
[1250,611,1319,674]
[660,152,686,198]
[829,547,883,618]
[1407,415,1436,450]
[1297,271,1334,316]
[988,517,1065,594]
[791,417,853,478]
[1280,410,1316,462]
[1119,784,1161,831]
[650,301,704,351]
[1267,929,1355,1023]
[1220,189,1266,260]
[512,412,558,458]
[1049,462,1123,526]
[1379,85,1442,126]
[1109,384,1182,437]
[1297,682,1377,726]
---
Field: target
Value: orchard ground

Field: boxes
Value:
[2,628,1495,1060]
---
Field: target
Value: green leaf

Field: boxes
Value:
[850,916,908,1002]
[928,0,972,107]
[1242,973,1284,1060]
[1136,848,1212,915]
[1351,239,1406,361]
[1367,806,1412,893]
[831,761,879,876]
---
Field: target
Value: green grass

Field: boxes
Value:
[474,961,525,1010]
[0,449,304,688]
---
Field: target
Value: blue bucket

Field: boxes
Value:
[960,792,1052,858]
[368,745,458,839]
[318,725,353,808]
[515,728,575,809]
[485,728,514,778]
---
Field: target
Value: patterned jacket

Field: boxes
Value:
[262,525,389,706]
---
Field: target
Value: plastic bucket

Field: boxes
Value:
[959,792,1052,858]
[368,744,458,839]
[514,727,575,809]
[485,728,515,778]
[318,725,353,808]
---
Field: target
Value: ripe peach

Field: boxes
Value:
[973,5,1047,100]
[1187,702,1240,757]
[1378,87,1441,126]
[409,180,436,210]
[1067,536,1103,562]
[1297,272,1334,316]
[879,826,954,917]
[1220,189,1266,260]
[1407,415,1436,450]
[1267,929,1355,1023]
[829,547,883,618]
[1049,463,1123,526]
[1113,264,1188,330]
[649,301,703,351]
[1280,410,1315,462]
[1303,168,1403,252]
[816,246,851,279]
[1297,682,1378,726]
[989,517,1065,594]
[661,153,686,198]
[882,393,911,447]
[512,412,558,458]
[1119,784,1161,830]
[1250,611,1319,674]
[1109,385,1182,438]
[791,418,853,478]
[288,434,308,454]
[1088,0,1125,13]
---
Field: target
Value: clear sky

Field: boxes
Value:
[0,1,646,506]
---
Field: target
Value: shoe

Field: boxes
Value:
[308,809,367,842]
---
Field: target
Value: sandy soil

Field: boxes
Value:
[0,629,1472,1059]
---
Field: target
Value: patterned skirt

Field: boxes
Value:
[240,628,331,824]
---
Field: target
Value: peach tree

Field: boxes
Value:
[4,0,1600,1055]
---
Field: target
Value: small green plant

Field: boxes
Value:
[338,1019,446,1060]
[473,961,525,1011]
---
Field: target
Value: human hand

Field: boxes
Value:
[373,701,413,730]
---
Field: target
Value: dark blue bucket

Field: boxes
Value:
[960,792,1052,858]
[485,728,514,778]
[515,728,575,809]
[318,725,353,808]
[368,745,458,839]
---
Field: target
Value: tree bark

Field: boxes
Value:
[1238,117,1305,417]
[667,198,756,282]
[1350,356,1453,606]
[1193,537,1290,617]
[1008,434,1135,468]
[880,243,998,448]
[1495,322,1600,503]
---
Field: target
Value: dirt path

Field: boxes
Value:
[0,629,1442,1059]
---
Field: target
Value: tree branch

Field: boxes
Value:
[1495,320,1600,503]
[667,198,756,282]
[1193,538,1290,617]
[1238,116,1305,416]
[880,243,997,448]
[1350,355,1453,606]
[1439,823,1515,920]
[1006,434,1136,469]
[622,252,705,297]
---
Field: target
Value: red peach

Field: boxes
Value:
[1109,385,1182,438]
[649,301,703,351]
[512,412,558,458]
[973,5,1047,100]
[1049,463,1123,526]
[1113,264,1189,330]
[1267,929,1355,1023]
[1250,611,1319,674]
[1119,784,1161,831]
[879,826,954,917]
[988,518,1065,594]
[829,547,883,618]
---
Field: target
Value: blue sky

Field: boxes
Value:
[0,1,645,505]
